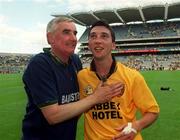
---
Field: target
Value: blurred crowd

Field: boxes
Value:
[125,21,179,39]
[79,21,180,42]
[0,54,33,74]
[80,54,180,71]
[0,53,179,74]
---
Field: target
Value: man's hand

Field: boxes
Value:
[92,81,125,104]
[112,123,137,140]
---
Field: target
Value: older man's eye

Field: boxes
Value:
[90,34,96,39]
[63,30,70,34]
[74,31,77,36]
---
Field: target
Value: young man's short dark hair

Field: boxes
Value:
[88,20,115,42]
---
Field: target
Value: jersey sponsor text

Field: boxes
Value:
[61,92,80,104]
[90,102,122,120]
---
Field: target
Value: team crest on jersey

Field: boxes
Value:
[84,85,93,95]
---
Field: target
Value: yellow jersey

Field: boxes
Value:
[77,62,159,140]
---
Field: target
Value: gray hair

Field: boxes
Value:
[46,16,74,33]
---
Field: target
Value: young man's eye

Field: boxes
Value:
[101,34,109,39]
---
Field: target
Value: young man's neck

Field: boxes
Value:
[94,56,113,76]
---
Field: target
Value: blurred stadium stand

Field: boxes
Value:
[0,53,33,74]
[53,2,180,71]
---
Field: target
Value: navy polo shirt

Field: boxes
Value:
[22,52,82,140]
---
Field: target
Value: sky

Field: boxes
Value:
[0,0,180,54]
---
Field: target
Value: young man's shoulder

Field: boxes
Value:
[116,62,142,78]
[77,67,90,75]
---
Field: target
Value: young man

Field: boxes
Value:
[22,17,124,140]
[77,20,160,140]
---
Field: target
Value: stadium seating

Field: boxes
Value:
[78,21,180,70]
[0,53,33,73]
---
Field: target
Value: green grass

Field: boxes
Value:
[141,71,180,140]
[0,74,26,140]
[0,71,180,140]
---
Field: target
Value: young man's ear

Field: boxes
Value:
[111,42,116,50]
[87,43,91,50]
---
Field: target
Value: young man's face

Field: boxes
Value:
[48,21,77,57]
[88,26,115,60]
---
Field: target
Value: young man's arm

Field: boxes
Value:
[113,112,159,140]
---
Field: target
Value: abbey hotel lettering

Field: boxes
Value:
[90,101,122,120]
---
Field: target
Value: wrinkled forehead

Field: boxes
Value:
[57,21,76,28]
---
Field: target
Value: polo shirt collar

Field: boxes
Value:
[90,56,117,81]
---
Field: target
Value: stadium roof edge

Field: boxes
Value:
[52,2,180,26]
[169,1,180,6]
